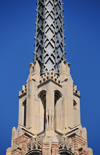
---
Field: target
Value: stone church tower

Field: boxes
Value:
[6,0,93,155]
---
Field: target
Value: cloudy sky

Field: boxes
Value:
[0,0,100,154]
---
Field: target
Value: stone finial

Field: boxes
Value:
[59,60,67,75]
[34,60,40,75]
[66,62,71,75]
[29,63,34,74]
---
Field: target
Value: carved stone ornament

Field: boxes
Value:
[57,135,73,151]
[27,134,45,152]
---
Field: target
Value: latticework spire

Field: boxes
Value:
[34,0,66,74]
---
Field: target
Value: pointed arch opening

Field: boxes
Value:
[26,149,41,155]
[59,149,74,155]
[73,100,77,126]
[54,90,62,131]
[54,90,62,103]
[22,99,26,127]
[38,90,46,132]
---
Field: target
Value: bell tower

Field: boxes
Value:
[6,1,93,155]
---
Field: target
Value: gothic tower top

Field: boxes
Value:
[34,0,66,74]
[6,1,93,155]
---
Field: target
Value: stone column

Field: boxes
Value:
[46,81,55,134]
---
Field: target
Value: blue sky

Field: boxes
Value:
[0,0,100,154]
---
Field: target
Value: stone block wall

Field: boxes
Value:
[11,135,28,155]
[72,130,88,155]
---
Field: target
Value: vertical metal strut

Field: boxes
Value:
[34,0,66,74]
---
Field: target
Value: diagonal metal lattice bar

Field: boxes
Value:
[34,0,66,74]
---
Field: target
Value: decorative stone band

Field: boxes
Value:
[39,71,61,87]
[26,134,74,154]
[18,73,81,99]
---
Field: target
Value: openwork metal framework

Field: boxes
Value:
[34,0,66,74]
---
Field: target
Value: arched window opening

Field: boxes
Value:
[23,100,26,127]
[38,90,46,131]
[59,150,74,155]
[73,100,77,126]
[54,90,62,104]
[26,149,41,155]
[73,100,77,108]
[54,90,62,131]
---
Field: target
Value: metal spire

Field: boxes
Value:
[34,0,66,74]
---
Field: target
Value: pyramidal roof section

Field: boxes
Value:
[34,0,66,75]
